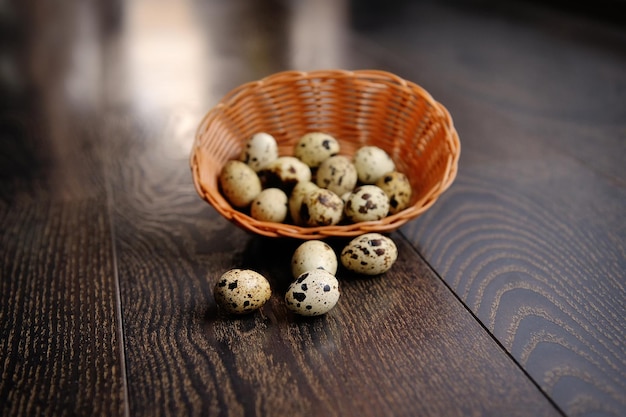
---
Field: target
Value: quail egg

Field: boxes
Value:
[343,185,390,223]
[251,188,288,223]
[213,269,271,314]
[316,155,358,197]
[294,132,340,168]
[353,146,396,184]
[340,233,398,275]
[285,269,340,316]
[375,171,412,215]
[291,240,338,279]
[288,181,319,225]
[219,160,262,208]
[258,156,312,193]
[300,188,344,226]
[240,132,278,172]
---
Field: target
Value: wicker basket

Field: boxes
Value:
[190,69,460,239]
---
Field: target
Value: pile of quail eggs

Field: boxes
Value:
[214,131,409,317]
[214,232,398,316]
[218,131,413,226]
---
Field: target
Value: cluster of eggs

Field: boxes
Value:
[213,232,398,317]
[218,132,413,226]
[213,132,409,317]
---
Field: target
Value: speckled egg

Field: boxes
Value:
[250,188,288,223]
[340,233,398,275]
[316,155,358,196]
[258,156,312,193]
[285,269,340,316]
[300,188,344,226]
[213,269,271,314]
[291,240,338,279]
[343,185,390,223]
[288,181,319,225]
[219,160,262,208]
[353,146,396,184]
[294,132,340,168]
[375,171,412,215]
[240,132,278,172]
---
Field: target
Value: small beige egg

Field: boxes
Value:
[375,171,412,215]
[219,160,262,208]
[285,269,340,316]
[240,132,278,172]
[251,188,288,223]
[340,233,398,275]
[353,146,396,184]
[343,185,390,223]
[288,181,319,225]
[291,240,338,279]
[300,188,344,226]
[214,269,271,314]
[316,155,358,197]
[258,156,312,193]
[294,132,340,168]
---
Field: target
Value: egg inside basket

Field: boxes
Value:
[190,69,460,239]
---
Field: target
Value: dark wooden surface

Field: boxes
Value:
[1,0,624,416]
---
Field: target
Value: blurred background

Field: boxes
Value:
[2,0,623,180]
[2,0,623,114]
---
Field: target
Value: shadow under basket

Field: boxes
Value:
[190,69,460,239]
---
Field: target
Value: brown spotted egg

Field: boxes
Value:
[258,156,311,193]
[291,240,338,279]
[219,160,262,208]
[250,188,288,223]
[316,155,358,197]
[375,171,412,215]
[213,269,271,314]
[240,132,278,172]
[343,185,390,223]
[285,269,340,316]
[300,188,344,226]
[294,132,340,168]
[288,181,319,225]
[340,233,398,275]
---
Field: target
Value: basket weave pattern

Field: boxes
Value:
[191,69,460,239]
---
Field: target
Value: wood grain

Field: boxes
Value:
[0,111,126,416]
[350,2,626,416]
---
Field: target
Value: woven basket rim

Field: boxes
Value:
[190,69,460,239]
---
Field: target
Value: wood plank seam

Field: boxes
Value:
[397,230,568,417]
[105,158,131,417]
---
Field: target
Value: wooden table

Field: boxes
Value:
[1,0,624,416]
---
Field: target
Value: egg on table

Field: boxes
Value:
[213,269,272,314]
[340,233,398,275]
[291,240,338,279]
[285,269,340,316]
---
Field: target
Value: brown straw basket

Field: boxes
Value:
[190,69,460,239]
